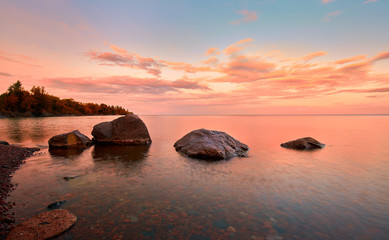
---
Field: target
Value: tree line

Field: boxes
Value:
[0,81,131,117]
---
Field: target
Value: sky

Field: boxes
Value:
[0,0,388,115]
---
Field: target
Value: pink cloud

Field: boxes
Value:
[46,75,209,95]
[321,0,335,4]
[0,72,12,77]
[231,10,258,25]
[78,41,389,114]
[0,51,41,68]
[364,0,378,3]
[322,10,342,22]
[85,48,165,76]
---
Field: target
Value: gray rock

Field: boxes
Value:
[174,128,249,160]
[48,130,92,149]
[281,137,324,150]
[92,114,151,145]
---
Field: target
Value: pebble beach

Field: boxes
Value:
[0,145,39,239]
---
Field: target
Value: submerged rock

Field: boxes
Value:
[280,137,324,150]
[174,128,249,160]
[6,209,76,240]
[48,130,92,149]
[92,114,151,145]
[47,200,67,209]
[63,175,79,181]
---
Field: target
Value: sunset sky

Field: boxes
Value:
[1,0,388,115]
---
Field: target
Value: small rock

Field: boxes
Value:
[47,200,66,209]
[174,128,249,160]
[63,176,79,181]
[129,216,139,223]
[6,209,76,240]
[48,130,92,149]
[227,226,237,233]
[280,137,324,150]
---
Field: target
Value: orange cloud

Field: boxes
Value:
[223,38,255,56]
[300,51,328,62]
[205,48,220,56]
[77,41,389,114]
[334,55,366,65]
[371,52,389,62]
[231,10,258,25]
[202,57,219,65]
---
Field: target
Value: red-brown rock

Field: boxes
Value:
[48,130,91,149]
[280,137,325,150]
[174,128,249,160]
[92,114,151,145]
[6,209,77,240]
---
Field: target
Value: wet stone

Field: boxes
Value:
[129,216,139,223]
[190,234,212,240]
[47,200,67,209]
[213,219,229,229]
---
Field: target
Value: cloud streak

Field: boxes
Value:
[231,10,258,25]
[322,10,342,22]
[85,45,165,76]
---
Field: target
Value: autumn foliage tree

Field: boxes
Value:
[0,81,130,117]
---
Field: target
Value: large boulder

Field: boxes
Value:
[280,137,325,150]
[0,141,9,145]
[92,114,151,145]
[48,130,92,149]
[6,209,77,240]
[174,128,249,160]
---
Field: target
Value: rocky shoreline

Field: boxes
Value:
[0,144,39,239]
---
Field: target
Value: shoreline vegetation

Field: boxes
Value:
[0,81,131,118]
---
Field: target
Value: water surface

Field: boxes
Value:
[2,115,389,239]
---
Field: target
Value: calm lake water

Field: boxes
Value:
[1,115,389,240]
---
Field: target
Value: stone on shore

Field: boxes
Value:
[174,128,249,160]
[92,114,151,145]
[280,137,325,150]
[48,130,92,149]
[6,209,77,240]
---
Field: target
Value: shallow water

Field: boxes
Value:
[2,115,389,239]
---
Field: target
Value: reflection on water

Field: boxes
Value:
[4,116,389,240]
[7,118,24,142]
[92,144,150,162]
[49,148,87,158]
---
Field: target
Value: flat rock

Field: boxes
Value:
[6,209,77,240]
[174,128,249,160]
[280,137,325,150]
[92,114,151,145]
[48,130,92,149]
